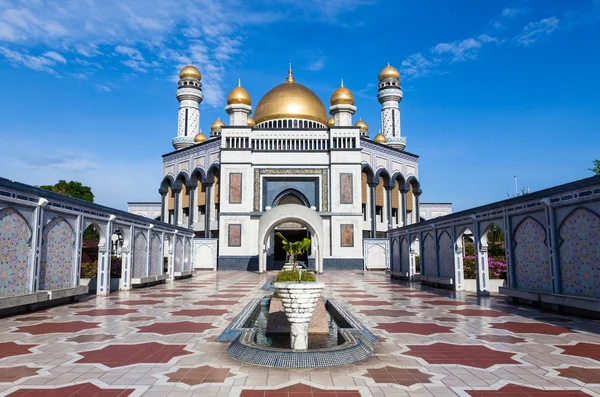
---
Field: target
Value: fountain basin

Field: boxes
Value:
[218,298,378,368]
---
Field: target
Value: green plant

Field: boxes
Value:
[415,256,420,273]
[80,261,98,278]
[275,270,316,283]
[273,289,280,298]
[591,159,600,176]
[464,244,475,256]
[275,232,311,271]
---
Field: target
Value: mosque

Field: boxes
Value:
[128,63,451,272]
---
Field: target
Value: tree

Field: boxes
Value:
[40,180,98,238]
[591,160,600,176]
[40,180,94,202]
[275,232,311,271]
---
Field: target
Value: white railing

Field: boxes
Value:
[221,129,361,151]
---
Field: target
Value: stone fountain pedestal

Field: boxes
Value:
[273,282,325,350]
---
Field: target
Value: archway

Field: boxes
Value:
[257,204,324,273]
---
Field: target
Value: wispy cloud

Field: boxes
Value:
[401,34,499,79]
[491,6,530,29]
[0,46,64,73]
[307,57,326,71]
[18,155,99,172]
[95,84,112,92]
[515,17,560,46]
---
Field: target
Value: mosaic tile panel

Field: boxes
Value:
[174,237,183,272]
[513,217,552,292]
[39,216,75,290]
[437,230,454,278]
[401,237,409,274]
[132,231,147,278]
[422,233,436,276]
[149,233,162,276]
[0,208,31,296]
[559,208,600,298]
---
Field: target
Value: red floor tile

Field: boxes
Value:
[14,316,51,322]
[144,293,183,298]
[450,309,510,318]
[194,300,238,306]
[165,366,234,385]
[403,342,519,368]
[360,309,417,317]
[171,309,229,317]
[67,334,116,343]
[556,342,600,362]
[239,384,361,397]
[556,366,600,384]
[0,342,37,359]
[75,342,192,368]
[6,382,135,396]
[491,321,574,335]
[477,335,526,344]
[346,300,394,306]
[466,384,590,396]
[137,321,215,335]
[422,300,468,306]
[0,365,40,382]
[116,299,162,305]
[362,366,433,386]
[375,322,453,335]
[13,321,99,335]
[208,294,246,298]
[76,308,138,316]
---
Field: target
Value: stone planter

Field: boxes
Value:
[272,282,325,350]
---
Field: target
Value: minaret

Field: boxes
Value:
[225,79,252,126]
[329,79,356,126]
[377,64,406,150]
[174,65,203,150]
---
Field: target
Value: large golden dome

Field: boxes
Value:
[253,67,328,125]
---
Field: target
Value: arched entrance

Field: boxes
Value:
[257,204,324,273]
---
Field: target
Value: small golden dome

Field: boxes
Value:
[227,80,252,105]
[194,133,207,143]
[354,119,368,131]
[254,65,328,125]
[327,116,335,127]
[247,117,256,127]
[378,64,400,81]
[211,119,225,131]
[180,65,201,80]
[330,80,354,106]
[374,133,387,143]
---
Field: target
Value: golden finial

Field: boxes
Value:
[286,60,295,83]
[238,78,241,87]
[341,79,344,87]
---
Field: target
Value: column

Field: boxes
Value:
[160,192,166,223]
[544,200,561,294]
[72,215,83,287]
[188,185,196,229]
[473,220,490,297]
[29,198,47,292]
[203,182,212,238]
[452,227,464,291]
[504,213,516,289]
[173,188,181,226]
[146,228,152,276]
[97,216,115,296]
[120,226,133,290]
[400,189,407,227]
[368,182,377,238]
[385,187,393,231]
[167,234,175,280]
[414,192,421,223]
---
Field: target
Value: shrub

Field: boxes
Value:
[80,261,98,278]
[415,256,420,273]
[275,270,316,283]
[462,256,507,279]
[110,256,122,278]
[464,244,475,256]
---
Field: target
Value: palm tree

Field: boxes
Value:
[275,232,311,271]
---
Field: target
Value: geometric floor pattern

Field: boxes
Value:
[1,271,600,396]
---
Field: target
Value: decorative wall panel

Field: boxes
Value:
[340,173,353,204]
[513,217,551,292]
[228,224,241,247]
[150,233,162,276]
[341,224,354,247]
[0,208,31,296]
[401,238,409,274]
[229,173,242,204]
[174,237,183,272]
[559,208,600,298]
[133,231,148,278]
[39,217,75,290]
[184,239,191,270]
[438,231,454,278]
[422,233,435,276]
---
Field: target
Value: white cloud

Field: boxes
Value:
[0,46,63,72]
[401,34,498,79]
[308,57,326,71]
[502,8,528,17]
[95,84,112,92]
[515,17,560,46]
[43,51,66,64]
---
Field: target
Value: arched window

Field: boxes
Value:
[294,120,298,128]
[273,189,310,207]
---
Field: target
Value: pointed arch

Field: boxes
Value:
[438,230,454,278]
[0,208,32,295]
[39,216,76,290]
[512,216,551,292]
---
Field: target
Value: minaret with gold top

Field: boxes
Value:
[174,65,203,150]
[377,63,406,150]
[329,80,356,127]
[225,79,252,126]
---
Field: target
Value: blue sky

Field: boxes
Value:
[0,0,598,211]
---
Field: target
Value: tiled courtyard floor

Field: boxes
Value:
[1,271,600,396]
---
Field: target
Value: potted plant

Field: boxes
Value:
[273,235,324,350]
[275,232,311,271]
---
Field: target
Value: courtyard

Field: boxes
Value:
[1,271,599,397]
